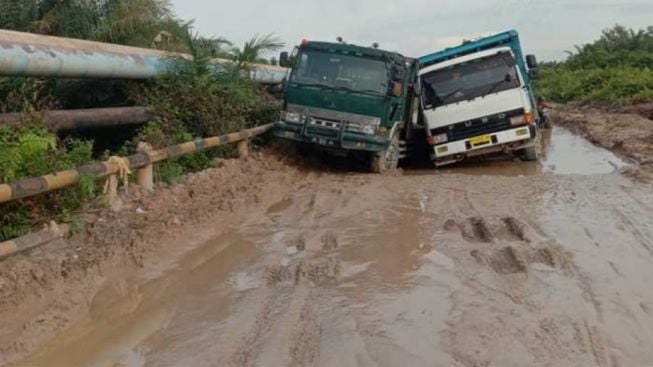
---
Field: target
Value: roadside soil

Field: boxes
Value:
[1,106,653,367]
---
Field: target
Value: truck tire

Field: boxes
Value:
[518,145,539,161]
[370,130,400,173]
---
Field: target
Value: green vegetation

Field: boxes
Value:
[0,0,283,240]
[536,25,653,104]
[0,124,97,241]
[129,32,281,183]
[0,0,189,49]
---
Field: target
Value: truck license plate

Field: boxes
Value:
[312,138,332,146]
[469,134,492,146]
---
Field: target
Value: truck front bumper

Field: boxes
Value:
[273,121,389,152]
[431,125,537,166]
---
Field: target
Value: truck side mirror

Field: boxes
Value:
[528,69,539,80]
[279,51,289,67]
[526,54,538,69]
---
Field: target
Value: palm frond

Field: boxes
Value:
[233,33,284,68]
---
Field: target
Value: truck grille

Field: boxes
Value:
[430,108,524,142]
[309,117,341,129]
[307,117,366,134]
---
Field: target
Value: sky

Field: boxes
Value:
[169,0,653,62]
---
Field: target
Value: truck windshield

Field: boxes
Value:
[421,52,520,109]
[290,50,388,95]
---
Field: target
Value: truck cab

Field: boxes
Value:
[418,30,540,167]
[274,40,418,172]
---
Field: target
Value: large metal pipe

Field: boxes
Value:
[0,30,288,83]
[0,106,152,131]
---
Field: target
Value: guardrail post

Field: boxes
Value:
[136,142,154,191]
[237,139,249,158]
[103,173,121,211]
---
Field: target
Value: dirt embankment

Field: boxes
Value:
[552,103,653,168]
[0,147,316,365]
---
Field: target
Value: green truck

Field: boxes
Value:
[274,39,420,172]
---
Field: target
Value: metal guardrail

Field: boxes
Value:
[0,123,273,204]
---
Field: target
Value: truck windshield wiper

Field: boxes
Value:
[433,87,463,108]
[485,78,509,96]
[330,85,385,97]
[290,81,332,90]
[291,82,383,97]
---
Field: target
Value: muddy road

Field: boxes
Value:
[5,127,653,367]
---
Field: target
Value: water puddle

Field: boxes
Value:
[541,127,627,175]
[403,127,627,176]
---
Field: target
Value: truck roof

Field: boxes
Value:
[418,30,522,68]
[302,41,407,64]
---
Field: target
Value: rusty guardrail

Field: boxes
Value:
[0,123,273,204]
[0,106,152,131]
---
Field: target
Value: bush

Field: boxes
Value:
[0,124,97,241]
[537,65,653,104]
[536,24,653,104]
[127,54,280,182]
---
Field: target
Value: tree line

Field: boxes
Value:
[536,25,653,103]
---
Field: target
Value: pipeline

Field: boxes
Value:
[0,106,152,131]
[0,123,273,204]
[0,29,288,83]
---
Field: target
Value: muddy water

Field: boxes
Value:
[12,129,653,367]
[541,127,627,174]
[406,127,627,177]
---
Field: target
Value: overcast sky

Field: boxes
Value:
[169,0,653,61]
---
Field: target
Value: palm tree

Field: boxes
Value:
[231,34,284,69]
[193,35,233,59]
[93,0,174,45]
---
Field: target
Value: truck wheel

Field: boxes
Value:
[370,130,400,173]
[518,145,539,161]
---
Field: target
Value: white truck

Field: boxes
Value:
[418,30,541,166]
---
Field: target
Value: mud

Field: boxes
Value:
[0,148,317,365]
[2,121,653,366]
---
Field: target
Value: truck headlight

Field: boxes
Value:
[360,117,381,135]
[281,111,301,123]
[362,125,377,135]
[433,133,448,144]
[510,112,534,126]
